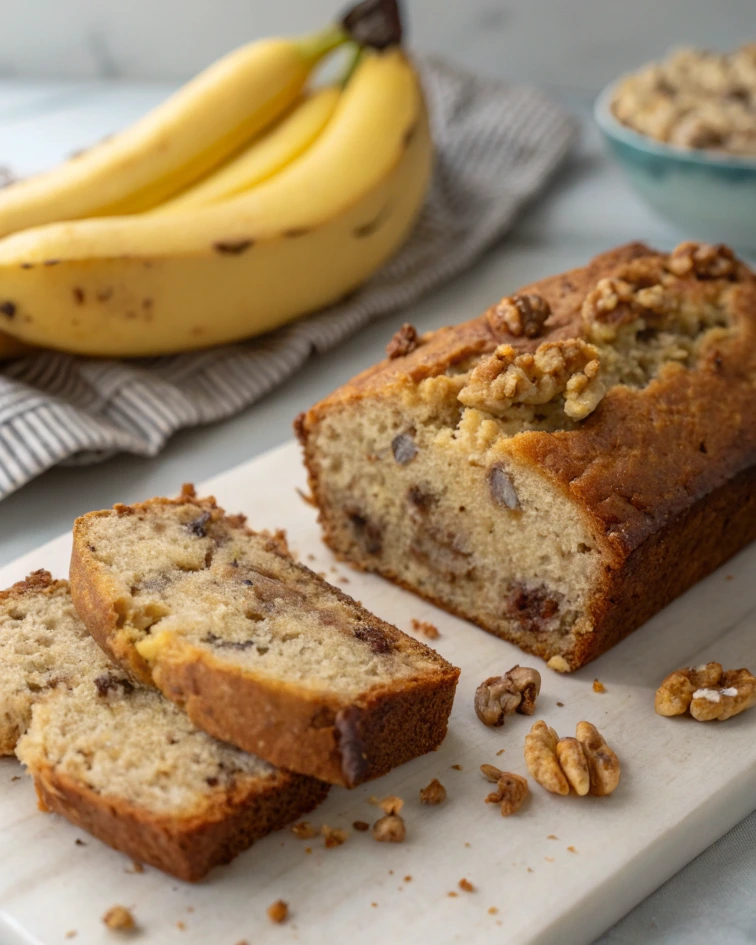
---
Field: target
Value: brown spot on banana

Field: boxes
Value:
[97,288,113,302]
[20,263,33,270]
[213,239,254,255]
[403,121,419,147]
[283,228,310,238]
[43,259,60,266]
[0,301,16,318]
[354,202,392,238]
[73,287,85,304]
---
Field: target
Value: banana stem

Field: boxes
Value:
[340,44,364,87]
[296,23,349,63]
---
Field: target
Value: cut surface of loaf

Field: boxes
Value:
[70,488,460,786]
[296,241,756,672]
[2,572,328,880]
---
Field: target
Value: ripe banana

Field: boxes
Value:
[0,27,345,238]
[157,86,341,212]
[0,49,432,358]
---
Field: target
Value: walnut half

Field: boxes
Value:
[524,720,620,797]
[656,662,756,721]
[487,293,551,339]
[474,665,542,726]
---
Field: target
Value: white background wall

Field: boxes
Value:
[1,0,754,91]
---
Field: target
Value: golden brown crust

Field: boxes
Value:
[70,489,460,787]
[29,760,328,882]
[297,242,756,671]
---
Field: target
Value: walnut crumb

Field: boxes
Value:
[451,764,463,770]
[353,820,370,831]
[102,906,135,932]
[176,921,185,931]
[547,834,558,840]
[496,748,506,756]
[411,618,439,639]
[404,875,413,882]
[475,665,542,726]
[386,322,419,358]
[448,891,459,898]
[65,933,77,940]
[655,662,756,721]
[373,813,406,843]
[567,846,578,854]
[291,821,317,839]
[321,825,348,848]
[488,907,499,915]
[126,860,144,874]
[267,900,289,924]
[419,778,447,805]
[556,701,565,707]
[304,847,312,854]
[459,878,475,893]
[481,765,530,816]
[378,796,404,815]
[593,679,606,693]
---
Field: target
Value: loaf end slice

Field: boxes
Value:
[3,573,328,880]
[297,241,756,671]
[70,488,460,787]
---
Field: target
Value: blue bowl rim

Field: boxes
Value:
[594,79,756,172]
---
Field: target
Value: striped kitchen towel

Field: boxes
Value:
[0,56,575,500]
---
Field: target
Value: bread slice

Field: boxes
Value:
[2,572,328,881]
[70,486,459,787]
[296,241,756,672]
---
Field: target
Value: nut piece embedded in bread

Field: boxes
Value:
[296,241,756,671]
[1,572,328,881]
[70,487,460,787]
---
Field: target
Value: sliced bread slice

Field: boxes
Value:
[70,486,460,787]
[2,572,328,881]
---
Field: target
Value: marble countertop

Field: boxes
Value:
[0,78,753,945]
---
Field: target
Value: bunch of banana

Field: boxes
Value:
[0,0,432,357]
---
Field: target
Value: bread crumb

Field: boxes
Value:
[451,764,462,770]
[527,867,534,873]
[176,921,185,931]
[102,905,135,932]
[593,679,606,693]
[74,838,86,846]
[488,907,498,915]
[291,821,317,839]
[459,878,475,893]
[125,860,143,874]
[464,842,471,847]
[545,856,555,862]
[726,574,734,581]
[65,932,77,940]
[296,488,316,507]
[267,900,288,924]
[448,891,459,898]
[10,775,20,782]
[306,553,315,561]
[378,796,404,815]
[367,795,381,805]
[496,748,506,756]
[321,825,348,848]
[353,820,370,831]
[304,847,312,854]
[186,907,194,914]
[419,778,447,805]
[567,845,578,853]
[338,576,350,584]
[411,618,439,639]
[388,869,394,875]
[404,875,412,882]
[547,834,558,840]
[371,902,378,908]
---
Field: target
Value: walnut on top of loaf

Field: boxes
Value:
[449,241,742,431]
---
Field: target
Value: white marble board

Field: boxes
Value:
[1,440,755,945]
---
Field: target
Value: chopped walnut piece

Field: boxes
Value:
[378,796,404,815]
[291,820,317,839]
[474,665,542,726]
[419,778,447,805]
[666,241,738,280]
[483,769,530,816]
[459,339,605,422]
[267,900,289,924]
[386,322,419,359]
[593,679,606,693]
[575,721,621,796]
[321,825,348,848]
[655,661,724,716]
[373,813,406,842]
[411,618,439,639]
[458,878,475,892]
[102,906,135,932]
[487,294,551,339]
[353,820,370,831]
[524,721,569,795]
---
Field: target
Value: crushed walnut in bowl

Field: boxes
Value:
[594,45,756,248]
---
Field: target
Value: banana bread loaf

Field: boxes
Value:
[296,241,756,672]
[70,487,459,786]
[2,571,328,880]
